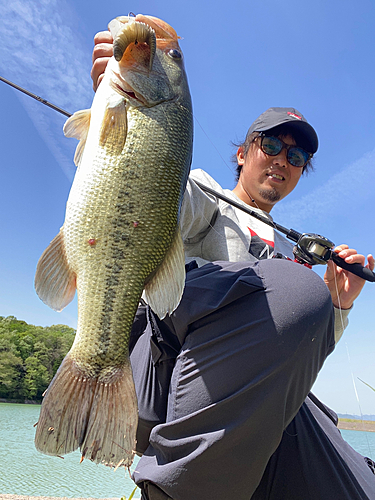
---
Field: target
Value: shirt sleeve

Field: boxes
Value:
[333,306,351,343]
[180,170,219,243]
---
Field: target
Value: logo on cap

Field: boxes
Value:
[287,112,302,120]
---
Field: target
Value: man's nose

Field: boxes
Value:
[271,148,288,167]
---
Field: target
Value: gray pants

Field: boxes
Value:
[129,259,373,499]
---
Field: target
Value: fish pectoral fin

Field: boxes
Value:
[63,109,91,167]
[35,355,137,468]
[99,100,127,154]
[143,228,186,319]
[34,230,76,311]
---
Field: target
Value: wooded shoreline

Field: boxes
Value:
[0,316,75,402]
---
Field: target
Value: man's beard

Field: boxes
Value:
[258,187,281,204]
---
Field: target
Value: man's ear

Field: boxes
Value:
[237,147,245,165]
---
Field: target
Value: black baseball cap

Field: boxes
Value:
[246,107,318,154]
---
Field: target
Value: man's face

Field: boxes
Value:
[234,134,303,213]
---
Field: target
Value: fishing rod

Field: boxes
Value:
[193,181,375,282]
[0,76,72,117]
[2,76,374,282]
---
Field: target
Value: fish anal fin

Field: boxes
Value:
[144,228,186,319]
[99,101,127,155]
[35,355,137,468]
[63,109,91,167]
[34,230,76,312]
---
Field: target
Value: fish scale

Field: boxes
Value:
[34,14,193,467]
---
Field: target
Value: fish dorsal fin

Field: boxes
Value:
[99,100,127,155]
[35,229,77,312]
[143,228,186,319]
[63,109,91,167]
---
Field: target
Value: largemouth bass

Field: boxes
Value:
[34,14,193,468]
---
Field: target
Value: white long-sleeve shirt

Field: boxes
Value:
[180,169,349,342]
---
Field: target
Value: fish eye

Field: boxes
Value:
[168,49,182,59]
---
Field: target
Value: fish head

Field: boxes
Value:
[107,14,190,108]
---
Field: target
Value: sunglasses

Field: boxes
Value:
[259,134,312,168]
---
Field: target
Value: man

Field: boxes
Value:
[91,31,375,500]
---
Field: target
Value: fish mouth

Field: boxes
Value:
[110,72,146,104]
[112,14,180,45]
[109,15,182,71]
[112,18,156,73]
[108,15,183,106]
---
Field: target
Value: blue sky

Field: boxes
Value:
[0,0,374,416]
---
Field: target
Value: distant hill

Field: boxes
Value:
[338,413,375,422]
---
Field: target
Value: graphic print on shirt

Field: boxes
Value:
[248,227,274,260]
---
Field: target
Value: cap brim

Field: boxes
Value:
[257,119,318,154]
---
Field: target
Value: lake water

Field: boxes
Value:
[340,428,375,461]
[1,403,375,498]
[0,403,140,498]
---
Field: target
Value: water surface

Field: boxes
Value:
[2,403,375,498]
[0,403,139,498]
[341,428,375,461]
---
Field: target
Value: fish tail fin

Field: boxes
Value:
[81,362,138,466]
[35,355,137,468]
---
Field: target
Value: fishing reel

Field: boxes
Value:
[3,76,373,283]
[293,233,335,266]
[293,233,375,282]
[193,180,375,283]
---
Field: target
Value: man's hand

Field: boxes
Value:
[91,31,113,91]
[324,244,374,309]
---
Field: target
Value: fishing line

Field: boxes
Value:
[193,119,283,260]
[159,102,230,245]
[198,108,375,452]
[4,75,375,460]
[239,178,257,206]
[193,114,235,176]
[333,267,374,457]
[188,112,261,248]
[345,340,373,457]
[191,116,282,257]
[3,75,372,277]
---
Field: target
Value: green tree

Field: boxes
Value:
[24,356,50,399]
[0,315,75,401]
[0,349,24,398]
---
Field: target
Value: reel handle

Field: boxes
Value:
[330,251,375,282]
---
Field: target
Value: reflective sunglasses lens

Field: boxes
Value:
[287,147,309,167]
[261,136,283,156]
